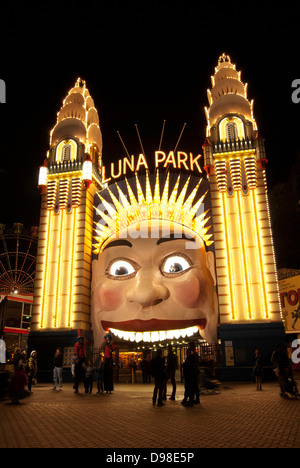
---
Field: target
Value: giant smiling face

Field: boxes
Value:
[91,220,218,348]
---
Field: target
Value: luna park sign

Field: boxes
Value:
[101,151,203,184]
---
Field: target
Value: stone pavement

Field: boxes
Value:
[0,378,299,449]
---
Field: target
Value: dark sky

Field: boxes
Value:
[0,2,300,228]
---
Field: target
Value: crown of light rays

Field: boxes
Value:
[93,171,213,254]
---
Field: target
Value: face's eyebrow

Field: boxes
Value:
[157,234,196,246]
[102,240,133,251]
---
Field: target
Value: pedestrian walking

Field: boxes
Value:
[151,348,166,406]
[163,345,178,400]
[104,333,116,393]
[84,360,95,394]
[28,350,38,393]
[253,349,263,390]
[95,353,104,393]
[51,347,63,391]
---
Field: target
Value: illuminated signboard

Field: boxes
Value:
[101,151,203,184]
[279,274,300,334]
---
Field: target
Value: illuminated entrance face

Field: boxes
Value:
[91,220,218,347]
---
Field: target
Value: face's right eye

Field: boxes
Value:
[107,259,138,279]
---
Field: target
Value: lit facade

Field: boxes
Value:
[29,79,102,370]
[29,57,286,381]
[203,54,284,378]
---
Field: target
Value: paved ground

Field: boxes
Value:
[1,375,300,451]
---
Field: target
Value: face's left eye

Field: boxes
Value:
[161,255,191,276]
[108,259,137,279]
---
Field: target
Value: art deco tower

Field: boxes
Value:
[203,54,284,378]
[29,79,102,367]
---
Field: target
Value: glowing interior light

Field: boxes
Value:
[83,159,93,181]
[38,166,48,186]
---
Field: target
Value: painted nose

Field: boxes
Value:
[126,266,169,308]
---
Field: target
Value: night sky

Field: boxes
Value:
[0,2,300,229]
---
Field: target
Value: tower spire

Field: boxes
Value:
[32,78,103,339]
[205,53,257,141]
[203,54,282,342]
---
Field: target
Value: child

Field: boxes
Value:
[84,360,94,394]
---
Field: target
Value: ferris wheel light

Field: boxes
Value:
[0,224,37,296]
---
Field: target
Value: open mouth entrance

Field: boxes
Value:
[109,326,199,343]
[102,318,206,343]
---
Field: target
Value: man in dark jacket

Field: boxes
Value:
[163,345,178,401]
[181,342,200,407]
[151,349,166,406]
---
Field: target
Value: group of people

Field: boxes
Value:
[253,345,299,398]
[8,348,38,404]
[8,340,297,406]
[70,334,116,395]
[151,342,200,407]
[71,354,105,394]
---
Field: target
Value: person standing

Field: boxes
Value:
[73,357,82,393]
[104,334,116,393]
[271,344,289,396]
[163,345,178,400]
[74,336,87,387]
[253,350,263,391]
[181,342,200,407]
[95,353,104,393]
[190,342,200,404]
[13,348,22,372]
[51,347,63,391]
[84,360,95,394]
[130,357,137,383]
[151,348,166,407]
[28,350,38,393]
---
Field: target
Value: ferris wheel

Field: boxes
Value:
[0,223,38,296]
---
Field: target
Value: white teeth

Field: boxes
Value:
[109,326,199,343]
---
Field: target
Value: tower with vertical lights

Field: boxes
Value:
[203,54,284,378]
[29,79,102,369]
